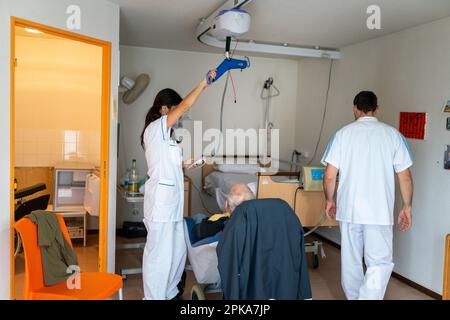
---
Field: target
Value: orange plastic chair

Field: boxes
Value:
[15,214,123,300]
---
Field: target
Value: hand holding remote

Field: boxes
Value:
[187,158,206,170]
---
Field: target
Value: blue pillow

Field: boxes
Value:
[192,231,222,248]
[184,218,199,245]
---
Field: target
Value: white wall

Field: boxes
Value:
[117,46,299,226]
[295,17,450,294]
[0,0,120,299]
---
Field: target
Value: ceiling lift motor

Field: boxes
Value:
[206,9,251,84]
[197,0,341,59]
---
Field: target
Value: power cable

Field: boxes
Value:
[307,59,333,165]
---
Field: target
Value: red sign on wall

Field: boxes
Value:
[399,112,427,140]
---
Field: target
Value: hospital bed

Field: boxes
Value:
[201,157,336,228]
[201,157,338,268]
[256,171,339,267]
[201,156,296,211]
[183,217,222,300]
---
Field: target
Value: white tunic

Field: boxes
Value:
[321,116,413,225]
[142,115,186,300]
[143,115,184,222]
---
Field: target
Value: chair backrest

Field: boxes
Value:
[15,194,50,221]
[217,198,310,299]
[14,214,73,299]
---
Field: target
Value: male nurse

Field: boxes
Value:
[321,91,414,300]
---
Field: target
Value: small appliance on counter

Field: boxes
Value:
[52,164,99,246]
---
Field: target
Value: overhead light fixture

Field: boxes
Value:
[196,0,341,59]
[24,28,43,34]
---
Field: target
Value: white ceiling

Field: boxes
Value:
[109,0,450,55]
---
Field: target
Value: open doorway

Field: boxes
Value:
[10,18,111,300]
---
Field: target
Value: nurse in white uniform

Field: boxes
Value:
[140,71,216,300]
[321,91,414,300]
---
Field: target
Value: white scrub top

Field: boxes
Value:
[143,115,184,222]
[321,116,413,225]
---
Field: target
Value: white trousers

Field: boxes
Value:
[142,220,187,300]
[340,222,394,300]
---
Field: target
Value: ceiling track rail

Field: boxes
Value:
[196,0,341,59]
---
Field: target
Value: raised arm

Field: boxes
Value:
[397,168,414,232]
[167,70,216,128]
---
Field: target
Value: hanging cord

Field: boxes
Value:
[229,38,239,103]
[307,59,334,165]
[191,180,216,215]
[293,187,327,237]
[228,71,237,103]
[264,86,271,129]
[303,215,327,237]
[212,39,240,157]
[212,73,229,157]
[231,38,239,57]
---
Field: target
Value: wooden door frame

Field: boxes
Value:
[10,17,111,299]
[443,234,450,300]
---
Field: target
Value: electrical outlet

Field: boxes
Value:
[446,117,450,131]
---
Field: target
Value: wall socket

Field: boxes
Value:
[446,117,450,131]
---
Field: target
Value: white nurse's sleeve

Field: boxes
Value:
[393,133,413,173]
[144,115,169,148]
[159,115,169,141]
[321,132,341,169]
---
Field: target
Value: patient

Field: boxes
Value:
[192,184,255,241]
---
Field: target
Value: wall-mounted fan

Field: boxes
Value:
[120,73,150,104]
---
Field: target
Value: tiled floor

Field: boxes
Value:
[14,234,434,300]
[116,235,433,300]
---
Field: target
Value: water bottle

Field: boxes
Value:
[128,159,138,193]
[122,168,130,188]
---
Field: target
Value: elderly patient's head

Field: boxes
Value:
[225,184,255,213]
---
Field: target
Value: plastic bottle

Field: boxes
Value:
[128,159,138,193]
[122,168,130,188]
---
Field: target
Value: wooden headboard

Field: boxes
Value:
[443,234,450,300]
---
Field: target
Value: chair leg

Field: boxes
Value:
[14,232,22,257]
[118,288,123,300]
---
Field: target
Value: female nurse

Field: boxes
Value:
[140,70,216,300]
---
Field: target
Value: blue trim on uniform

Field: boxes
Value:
[400,133,414,161]
[218,9,248,16]
[322,132,337,161]
[158,182,175,187]
[160,117,165,140]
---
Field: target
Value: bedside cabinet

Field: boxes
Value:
[184,176,192,217]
